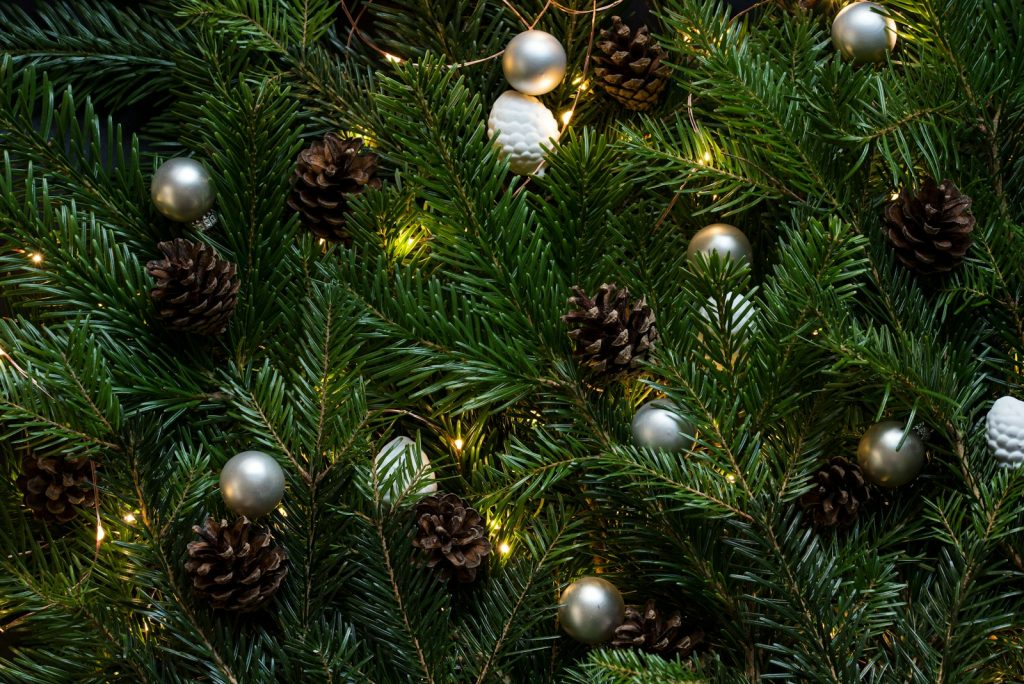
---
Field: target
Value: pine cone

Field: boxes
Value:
[411,492,491,584]
[288,134,382,242]
[146,238,239,335]
[185,517,288,613]
[593,17,672,111]
[611,599,704,660]
[15,454,96,523]
[799,457,872,529]
[883,177,976,274]
[562,283,658,378]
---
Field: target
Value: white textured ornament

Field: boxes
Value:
[987,396,1024,468]
[373,436,437,504]
[487,90,559,175]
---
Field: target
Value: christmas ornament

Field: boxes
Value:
[562,283,658,378]
[16,454,96,523]
[883,177,975,274]
[487,91,559,175]
[699,292,755,334]
[611,599,704,660]
[856,421,925,487]
[686,223,752,264]
[411,492,492,583]
[185,517,287,612]
[146,238,240,335]
[288,134,381,242]
[558,576,626,645]
[373,436,437,505]
[986,396,1024,468]
[831,2,897,64]
[502,30,566,96]
[593,16,671,111]
[151,157,216,223]
[220,450,285,518]
[631,399,695,454]
[799,456,872,529]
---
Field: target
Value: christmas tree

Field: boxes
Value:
[1,0,1022,681]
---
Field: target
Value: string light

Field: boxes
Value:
[725,472,737,484]
[96,523,106,542]
[453,438,464,451]
[560,110,573,126]
[702,151,713,163]
[384,53,403,64]
[123,512,136,523]
[278,506,288,517]
[29,252,43,264]
[498,541,511,555]
[890,191,901,200]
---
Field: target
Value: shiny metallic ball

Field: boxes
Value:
[687,223,752,264]
[373,436,437,505]
[151,157,216,222]
[502,30,567,96]
[632,399,695,454]
[220,450,285,518]
[857,421,925,487]
[831,2,897,64]
[558,576,625,644]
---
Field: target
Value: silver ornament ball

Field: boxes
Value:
[831,2,897,64]
[986,396,1024,468]
[632,399,695,454]
[687,223,752,264]
[151,157,216,222]
[220,450,286,517]
[857,421,925,487]
[558,576,625,645]
[502,30,567,96]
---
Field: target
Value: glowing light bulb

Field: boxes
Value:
[498,542,511,555]
[96,523,106,542]
[453,438,464,450]
[278,506,288,517]
[29,253,43,264]
[384,53,403,64]
[702,151,713,163]
[123,512,136,523]
[890,191,901,200]
[560,110,573,126]
[725,473,737,484]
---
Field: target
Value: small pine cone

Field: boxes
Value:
[185,517,288,613]
[593,17,672,111]
[146,238,239,335]
[883,177,976,274]
[411,492,491,584]
[611,599,704,660]
[288,134,382,242]
[16,454,96,523]
[799,457,872,529]
[562,283,658,378]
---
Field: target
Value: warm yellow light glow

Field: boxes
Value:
[890,191,901,200]
[407,236,416,246]
[318,238,326,246]
[702,151,713,163]
[453,438,464,450]
[498,541,511,555]
[560,110,573,126]
[725,473,737,484]
[278,506,288,517]
[123,512,136,523]
[96,523,106,542]
[384,53,403,64]
[29,252,43,264]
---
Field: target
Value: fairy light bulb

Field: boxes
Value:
[123,512,136,523]
[498,541,511,555]
[96,523,106,542]
[453,438,464,451]
[560,110,573,126]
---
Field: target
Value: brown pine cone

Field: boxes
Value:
[146,238,239,335]
[562,283,658,378]
[611,599,704,660]
[288,134,382,242]
[185,517,288,613]
[593,17,672,111]
[799,457,872,529]
[411,492,491,584]
[883,177,976,274]
[16,454,96,523]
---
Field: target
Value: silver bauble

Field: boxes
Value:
[632,399,695,454]
[687,223,752,264]
[151,157,216,222]
[831,2,897,64]
[220,450,286,517]
[986,396,1024,468]
[502,30,567,96]
[856,421,925,487]
[699,292,755,334]
[373,436,437,505]
[487,90,560,175]
[558,576,625,645]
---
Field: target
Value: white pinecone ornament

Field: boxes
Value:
[487,90,559,175]
[987,396,1024,468]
